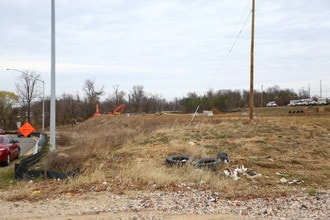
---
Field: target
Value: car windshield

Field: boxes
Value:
[7,136,13,143]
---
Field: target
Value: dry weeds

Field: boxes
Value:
[2,108,330,201]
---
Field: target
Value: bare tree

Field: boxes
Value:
[0,91,19,128]
[130,85,145,113]
[83,79,104,116]
[113,84,126,106]
[15,71,41,122]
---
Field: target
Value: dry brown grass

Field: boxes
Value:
[2,108,330,201]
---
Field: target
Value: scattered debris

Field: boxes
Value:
[188,141,196,146]
[280,177,303,185]
[277,172,304,184]
[203,110,213,116]
[223,165,261,180]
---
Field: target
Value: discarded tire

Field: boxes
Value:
[217,152,230,163]
[197,152,229,171]
[196,158,219,170]
[166,152,229,171]
[166,155,191,166]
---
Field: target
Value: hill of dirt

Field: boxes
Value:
[51,110,329,199]
[0,109,330,217]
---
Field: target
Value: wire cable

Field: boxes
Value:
[207,0,251,89]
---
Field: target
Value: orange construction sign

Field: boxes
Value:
[18,122,36,137]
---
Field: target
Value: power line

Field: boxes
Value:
[229,12,251,53]
[207,1,251,89]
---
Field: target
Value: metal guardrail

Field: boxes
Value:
[14,134,79,180]
[14,134,46,179]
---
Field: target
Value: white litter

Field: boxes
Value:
[223,165,261,180]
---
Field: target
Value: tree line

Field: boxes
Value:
[0,73,314,130]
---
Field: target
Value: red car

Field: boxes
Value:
[0,135,20,166]
[0,129,5,134]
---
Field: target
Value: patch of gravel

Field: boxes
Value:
[0,189,329,219]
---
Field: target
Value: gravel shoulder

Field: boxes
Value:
[1,189,329,220]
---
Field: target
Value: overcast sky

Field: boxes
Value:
[1,0,329,101]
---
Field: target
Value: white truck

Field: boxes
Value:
[318,98,327,105]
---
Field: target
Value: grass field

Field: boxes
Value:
[1,106,329,201]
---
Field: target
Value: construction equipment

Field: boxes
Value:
[94,104,102,116]
[111,104,125,115]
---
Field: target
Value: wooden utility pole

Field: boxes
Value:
[261,85,263,107]
[249,0,255,120]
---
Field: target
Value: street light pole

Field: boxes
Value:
[41,80,45,133]
[50,0,56,151]
[6,68,45,133]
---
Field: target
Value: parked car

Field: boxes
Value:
[0,129,5,134]
[266,101,278,107]
[0,135,20,166]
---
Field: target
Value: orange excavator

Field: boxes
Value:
[111,104,125,115]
